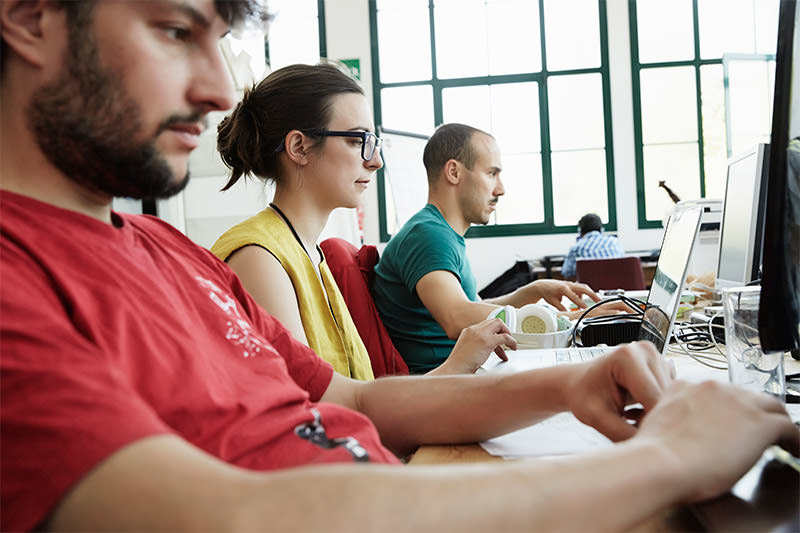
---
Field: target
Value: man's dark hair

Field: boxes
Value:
[578,213,604,236]
[1,0,271,79]
[217,62,364,190]
[215,0,272,29]
[422,123,492,183]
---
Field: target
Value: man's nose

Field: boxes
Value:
[188,45,237,113]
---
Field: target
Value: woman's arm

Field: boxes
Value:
[226,245,309,345]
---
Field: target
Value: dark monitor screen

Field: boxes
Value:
[759,0,800,353]
[716,143,770,290]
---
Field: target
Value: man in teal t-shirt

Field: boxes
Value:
[373,124,600,373]
[372,204,479,372]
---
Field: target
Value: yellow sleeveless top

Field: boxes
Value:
[210,207,374,381]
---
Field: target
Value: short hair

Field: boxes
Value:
[0,1,271,79]
[422,123,492,183]
[578,213,604,235]
[217,62,364,190]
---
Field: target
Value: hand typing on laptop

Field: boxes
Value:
[632,379,799,503]
[559,341,676,441]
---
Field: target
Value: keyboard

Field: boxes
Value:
[555,347,609,364]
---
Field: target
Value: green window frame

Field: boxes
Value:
[628,0,778,229]
[369,0,616,242]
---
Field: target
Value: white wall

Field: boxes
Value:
[175,0,667,288]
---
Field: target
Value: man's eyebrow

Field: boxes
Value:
[165,0,212,28]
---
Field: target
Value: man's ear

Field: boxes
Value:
[283,130,312,165]
[1,0,53,68]
[442,159,461,185]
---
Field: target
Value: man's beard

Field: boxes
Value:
[27,24,195,200]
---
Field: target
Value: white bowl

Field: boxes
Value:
[512,327,572,349]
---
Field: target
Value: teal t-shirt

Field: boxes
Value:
[372,204,478,373]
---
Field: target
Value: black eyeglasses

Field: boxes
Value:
[274,129,383,161]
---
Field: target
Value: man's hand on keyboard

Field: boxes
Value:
[633,380,799,503]
[564,341,676,442]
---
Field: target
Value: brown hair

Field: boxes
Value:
[422,123,491,183]
[216,62,364,190]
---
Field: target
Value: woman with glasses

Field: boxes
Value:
[211,63,512,380]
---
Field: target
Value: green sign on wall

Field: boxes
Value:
[340,58,361,80]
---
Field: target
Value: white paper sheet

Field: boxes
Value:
[479,412,612,459]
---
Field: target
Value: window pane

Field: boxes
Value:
[434,3,489,79]
[753,0,781,54]
[640,66,698,144]
[267,18,320,70]
[495,153,544,224]
[699,65,728,199]
[443,82,541,154]
[643,143,701,220]
[551,149,608,226]
[548,74,605,151]
[544,0,601,70]
[380,86,435,135]
[377,7,432,82]
[266,0,319,70]
[442,85,492,132]
[636,0,694,63]
[698,0,780,58]
[487,0,541,75]
[726,59,775,157]
[490,82,541,154]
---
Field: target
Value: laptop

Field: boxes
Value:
[481,205,704,373]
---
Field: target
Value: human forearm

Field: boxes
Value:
[487,279,600,312]
[355,368,575,455]
[416,271,501,338]
[47,383,796,533]
[436,300,499,339]
[47,433,688,532]
[484,287,531,308]
[248,441,685,533]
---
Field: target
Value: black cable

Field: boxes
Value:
[570,295,646,347]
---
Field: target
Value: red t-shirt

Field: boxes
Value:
[0,191,400,532]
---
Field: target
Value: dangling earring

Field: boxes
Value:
[295,161,303,189]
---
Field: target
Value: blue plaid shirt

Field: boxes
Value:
[561,231,625,278]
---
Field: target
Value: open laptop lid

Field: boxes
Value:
[638,206,704,354]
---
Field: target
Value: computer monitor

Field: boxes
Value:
[759,0,800,355]
[715,143,770,290]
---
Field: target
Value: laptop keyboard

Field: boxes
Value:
[555,347,609,364]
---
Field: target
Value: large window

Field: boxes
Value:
[630,0,778,227]
[370,0,615,241]
[265,0,326,70]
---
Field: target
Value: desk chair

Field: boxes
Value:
[320,238,409,378]
[576,256,647,291]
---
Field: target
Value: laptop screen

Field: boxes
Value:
[638,206,704,353]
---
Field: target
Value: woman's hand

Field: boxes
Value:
[429,318,517,375]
